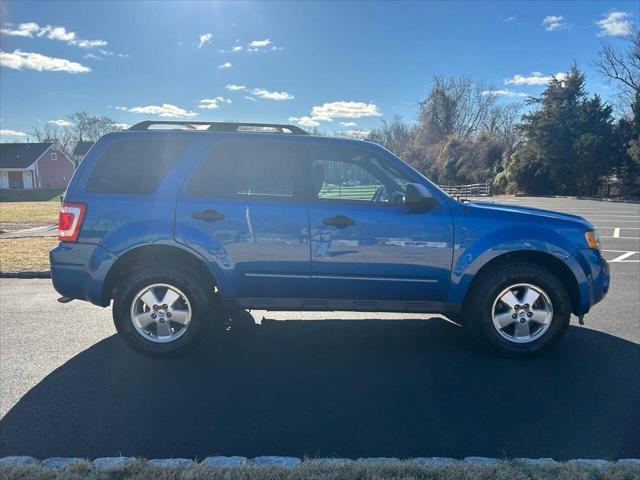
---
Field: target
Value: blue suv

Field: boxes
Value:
[50,121,610,357]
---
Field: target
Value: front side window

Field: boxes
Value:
[187,140,306,199]
[310,146,411,204]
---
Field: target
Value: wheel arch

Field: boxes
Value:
[102,243,222,305]
[461,250,582,315]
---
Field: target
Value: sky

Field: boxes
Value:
[0,0,637,141]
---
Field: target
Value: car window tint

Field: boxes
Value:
[187,140,306,198]
[86,139,190,194]
[309,146,410,204]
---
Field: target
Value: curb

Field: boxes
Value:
[0,271,51,279]
[1,455,638,469]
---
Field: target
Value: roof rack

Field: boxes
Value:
[128,121,308,135]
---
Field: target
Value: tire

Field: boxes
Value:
[112,265,217,358]
[464,262,571,356]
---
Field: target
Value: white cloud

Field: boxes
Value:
[0,49,91,73]
[481,89,528,97]
[198,32,213,48]
[72,39,108,48]
[311,101,382,119]
[231,45,243,52]
[341,129,370,139]
[542,15,568,31]
[48,119,72,126]
[289,116,320,127]
[43,26,75,41]
[249,39,271,48]
[111,123,130,129]
[226,84,246,91]
[338,121,357,127]
[244,96,256,101]
[1,22,108,49]
[505,71,567,86]
[596,11,633,37]
[0,22,40,37]
[0,129,28,137]
[504,16,516,23]
[198,96,232,109]
[116,104,197,118]
[251,88,294,100]
[217,62,232,69]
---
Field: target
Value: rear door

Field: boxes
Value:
[175,138,311,300]
[306,144,454,305]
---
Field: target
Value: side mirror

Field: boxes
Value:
[405,183,438,210]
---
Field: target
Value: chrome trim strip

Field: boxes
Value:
[244,273,437,283]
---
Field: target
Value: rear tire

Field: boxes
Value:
[464,262,571,356]
[112,265,217,358]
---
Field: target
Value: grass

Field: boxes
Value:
[0,237,58,272]
[0,202,59,227]
[0,461,638,480]
[0,189,64,202]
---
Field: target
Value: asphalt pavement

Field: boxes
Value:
[0,196,638,460]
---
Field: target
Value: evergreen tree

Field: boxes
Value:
[506,66,617,195]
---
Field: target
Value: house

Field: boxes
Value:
[0,142,75,189]
[72,141,94,166]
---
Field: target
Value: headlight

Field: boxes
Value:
[585,230,600,249]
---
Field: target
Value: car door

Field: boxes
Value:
[306,144,454,306]
[175,137,311,300]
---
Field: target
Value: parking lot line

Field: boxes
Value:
[613,228,621,238]
[602,249,640,262]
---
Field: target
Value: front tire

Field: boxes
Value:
[112,265,216,357]
[464,262,571,356]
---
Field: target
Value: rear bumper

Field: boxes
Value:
[49,242,116,306]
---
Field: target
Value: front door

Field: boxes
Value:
[306,144,454,305]
[8,171,23,189]
[175,138,311,300]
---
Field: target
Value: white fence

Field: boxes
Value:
[440,181,491,198]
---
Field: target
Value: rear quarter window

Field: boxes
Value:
[85,138,190,194]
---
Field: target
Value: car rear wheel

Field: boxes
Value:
[465,262,571,356]
[112,266,217,357]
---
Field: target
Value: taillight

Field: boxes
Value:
[58,202,86,242]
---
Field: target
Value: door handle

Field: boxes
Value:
[191,209,225,222]
[322,215,356,229]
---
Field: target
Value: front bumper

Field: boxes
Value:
[50,242,117,306]
[574,248,610,314]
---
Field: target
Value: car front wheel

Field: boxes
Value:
[465,262,571,356]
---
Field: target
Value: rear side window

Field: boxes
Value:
[85,139,190,194]
[187,140,307,199]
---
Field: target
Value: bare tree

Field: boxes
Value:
[595,26,640,116]
[66,112,123,142]
[418,75,499,142]
[32,112,124,155]
[482,102,523,149]
[32,123,75,154]
[367,116,415,156]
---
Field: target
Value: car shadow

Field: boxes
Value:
[0,317,638,460]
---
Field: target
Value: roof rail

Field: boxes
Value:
[128,121,308,135]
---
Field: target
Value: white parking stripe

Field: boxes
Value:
[608,251,639,262]
[613,228,621,238]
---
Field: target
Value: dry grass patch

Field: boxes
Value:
[0,461,639,480]
[0,202,59,227]
[0,237,58,272]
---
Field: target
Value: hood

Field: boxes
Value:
[465,201,593,228]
